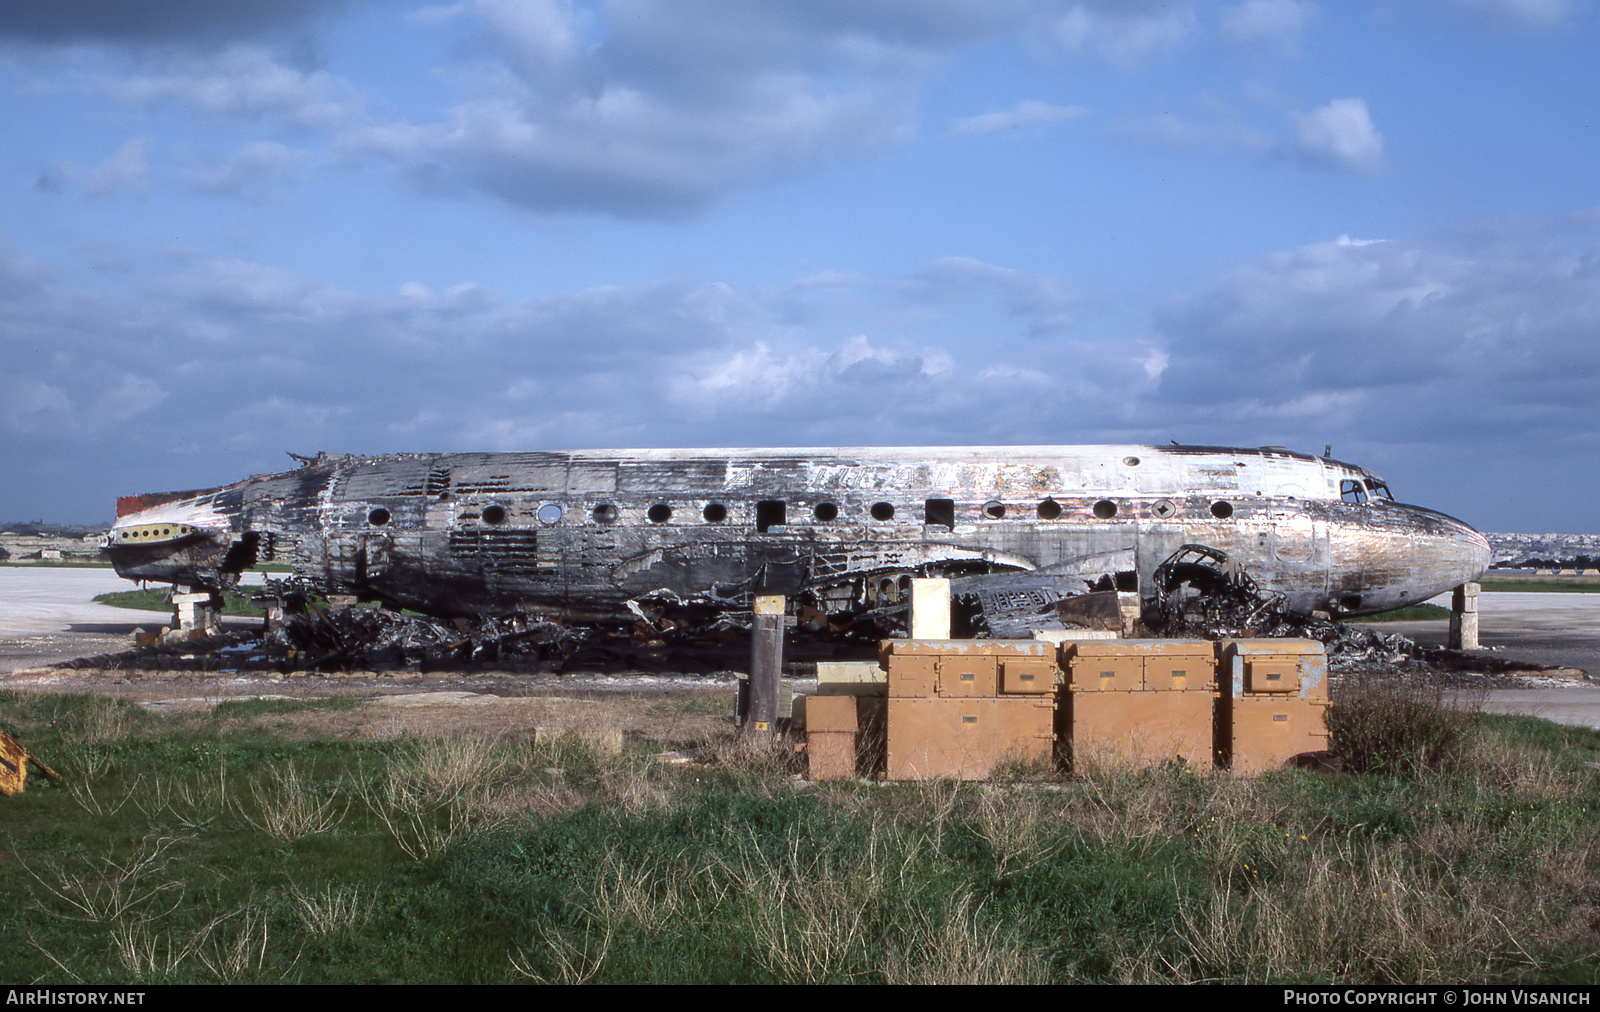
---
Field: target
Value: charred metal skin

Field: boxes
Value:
[105,445,1490,629]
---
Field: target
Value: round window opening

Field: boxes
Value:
[1211,500,1234,519]
[1037,498,1062,520]
[368,508,391,526]
[813,502,838,522]
[482,505,507,525]
[592,503,618,524]
[703,503,728,523]
[983,500,1006,519]
[870,502,895,521]
[1093,500,1118,520]
[648,503,672,524]
[537,504,563,525]
[1123,456,1141,467]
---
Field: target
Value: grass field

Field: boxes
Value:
[3,681,1599,985]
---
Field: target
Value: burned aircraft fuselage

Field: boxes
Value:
[106,445,1490,625]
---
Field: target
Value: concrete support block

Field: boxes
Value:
[1116,592,1141,638]
[909,578,951,640]
[1448,582,1481,650]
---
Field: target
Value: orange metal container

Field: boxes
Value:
[1226,696,1330,775]
[936,656,999,697]
[1067,691,1217,769]
[887,655,939,698]
[1063,641,1146,693]
[1218,639,1329,701]
[1000,658,1056,695]
[1140,641,1218,692]
[807,731,858,780]
[886,697,1054,780]
[805,694,859,733]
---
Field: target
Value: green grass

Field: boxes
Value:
[94,588,266,616]
[1354,603,1452,622]
[2,688,1598,984]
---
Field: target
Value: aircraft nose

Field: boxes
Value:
[1412,509,1491,595]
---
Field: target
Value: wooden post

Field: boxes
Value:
[1449,582,1481,650]
[747,594,785,735]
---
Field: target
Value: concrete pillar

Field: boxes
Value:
[909,578,951,640]
[171,584,222,638]
[746,595,785,735]
[1117,592,1141,638]
[1448,582,1481,651]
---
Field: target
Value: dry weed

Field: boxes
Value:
[510,921,614,984]
[287,882,374,936]
[235,762,348,841]
[22,834,186,924]
[586,849,684,934]
[883,891,1051,985]
[733,823,890,983]
[355,734,522,859]
[972,787,1058,878]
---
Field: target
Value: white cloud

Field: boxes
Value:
[1293,97,1385,174]
[1041,0,1199,67]
[1219,0,1317,54]
[106,47,365,127]
[72,137,150,197]
[950,100,1086,135]
[186,142,309,201]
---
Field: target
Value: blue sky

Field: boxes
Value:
[2,0,1597,531]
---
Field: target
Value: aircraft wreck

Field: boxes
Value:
[105,444,1490,650]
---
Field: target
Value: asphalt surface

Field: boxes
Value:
[0,566,256,671]
[4,567,1600,729]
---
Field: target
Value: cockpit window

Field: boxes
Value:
[1365,479,1392,500]
[1340,479,1368,505]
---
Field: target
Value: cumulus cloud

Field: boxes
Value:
[1219,0,1317,54]
[106,48,365,127]
[950,100,1086,135]
[1293,97,1385,174]
[47,137,151,198]
[1039,0,1199,67]
[340,0,1021,218]
[1116,95,1385,175]
[186,142,310,201]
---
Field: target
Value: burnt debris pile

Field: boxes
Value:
[263,609,582,670]
[1144,543,1422,669]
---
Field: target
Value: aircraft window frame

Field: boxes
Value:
[870,502,895,521]
[982,500,1006,519]
[1210,500,1234,519]
[592,503,619,524]
[647,503,673,524]
[812,502,839,522]
[924,498,956,530]
[481,504,507,525]
[1092,499,1118,520]
[1365,479,1393,500]
[703,502,728,523]
[1340,480,1368,505]
[1037,498,1062,520]
[368,508,391,527]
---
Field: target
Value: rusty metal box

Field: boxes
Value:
[1140,641,1217,692]
[1219,639,1328,701]
[805,694,859,733]
[1067,691,1217,769]
[807,731,858,781]
[1000,658,1056,695]
[1063,641,1145,693]
[886,697,1054,780]
[936,656,999,697]
[1226,696,1330,775]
